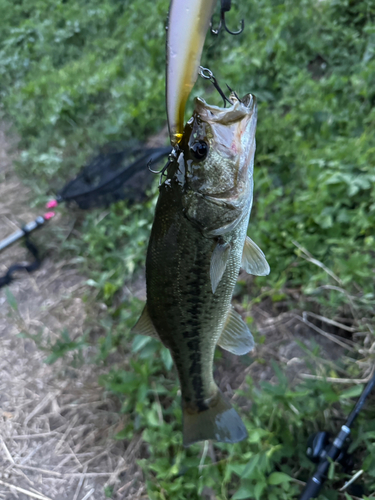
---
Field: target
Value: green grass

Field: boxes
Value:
[2,0,375,498]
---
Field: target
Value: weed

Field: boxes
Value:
[2,0,375,498]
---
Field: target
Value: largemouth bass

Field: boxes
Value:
[132,93,270,446]
[166,0,216,146]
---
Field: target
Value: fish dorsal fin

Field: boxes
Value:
[210,240,231,294]
[218,307,255,355]
[241,236,270,276]
[131,304,159,338]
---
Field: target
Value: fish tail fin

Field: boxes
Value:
[182,389,248,447]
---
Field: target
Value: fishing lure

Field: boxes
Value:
[211,0,244,35]
[166,0,217,146]
[166,0,244,146]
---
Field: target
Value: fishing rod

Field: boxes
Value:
[299,370,375,499]
[0,215,54,288]
[0,213,55,253]
[0,145,171,288]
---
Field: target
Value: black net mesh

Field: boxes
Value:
[0,143,172,287]
[58,143,171,209]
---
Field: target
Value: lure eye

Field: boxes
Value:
[190,140,209,161]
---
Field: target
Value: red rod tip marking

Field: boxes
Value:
[43,212,56,220]
[46,199,58,209]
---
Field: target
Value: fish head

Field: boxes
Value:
[173,93,257,235]
[179,93,257,195]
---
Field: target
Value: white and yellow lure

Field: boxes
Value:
[166,0,217,146]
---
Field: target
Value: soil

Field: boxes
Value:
[0,124,146,500]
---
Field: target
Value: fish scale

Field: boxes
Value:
[132,93,270,446]
[146,172,249,440]
[146,181,225,405]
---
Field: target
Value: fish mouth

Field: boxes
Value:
[194,93,256,124]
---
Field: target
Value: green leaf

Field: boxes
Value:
[268,472,291,485]
[229,463,247,477]
[328,461,335,480]
[161,347,173,371]
[232,484,254,500]
[5,288,18,311]
[132,334,152,353]
[242,454,260,479]
[248,428,269,444]
[254,481,266,500]
[339,385,364,400]
[114,427,130,440]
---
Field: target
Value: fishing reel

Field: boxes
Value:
[306,431,354,472]
[303,431,364,499]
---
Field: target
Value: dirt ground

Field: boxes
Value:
[0,124,146,500]
[0,124,365,500]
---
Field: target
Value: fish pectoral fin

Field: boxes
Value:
[218,307,255,355]
[131,304,159,338]
[210,241,231,294]
[241,236,270,276]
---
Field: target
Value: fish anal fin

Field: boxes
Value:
[131,304,159,338]
[218,307,254,355]
[183,389,247,447]
[241,236,270,276]
[210,241,231,294]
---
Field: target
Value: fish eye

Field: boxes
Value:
[190,140,209,161]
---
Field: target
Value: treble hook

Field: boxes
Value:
[148,149,178,186]
[199,66,232,108]
[211,0,244,36]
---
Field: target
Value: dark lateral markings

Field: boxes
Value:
[188,342,208,412]
[184,259,209,412]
